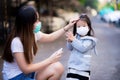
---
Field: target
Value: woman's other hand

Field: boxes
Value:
[48,49,63,63]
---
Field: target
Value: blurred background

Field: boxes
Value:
[0,0,120,80]
[0,0,120,43]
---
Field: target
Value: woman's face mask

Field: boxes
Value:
[77,26,89,36]
[33,22,42,33]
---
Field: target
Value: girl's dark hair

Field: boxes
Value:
[73,14,94,36]
[2,6,38,64]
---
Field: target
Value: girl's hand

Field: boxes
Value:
[65,31,75,42]
[48,49,63,63]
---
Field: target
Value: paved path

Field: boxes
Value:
[90,16,120,80]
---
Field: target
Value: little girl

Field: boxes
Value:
[66,14,97,80]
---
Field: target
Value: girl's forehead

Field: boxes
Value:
[77,20,87,25]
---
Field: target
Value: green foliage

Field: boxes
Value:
[118,4,120,10]
[78,0,98,9]
[102,3,115,10]
[78,0,86,5]
[101,1,120,10]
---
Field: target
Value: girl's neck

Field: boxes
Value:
[80,35,85,37]
[76,33,86,37]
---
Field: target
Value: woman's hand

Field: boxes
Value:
[64,17,79,31]
[48,49,63,63]
[65,31,75,42]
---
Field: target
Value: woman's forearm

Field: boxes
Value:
[48,25,69,42]
[39,21,76,43]
[22,58,52,74]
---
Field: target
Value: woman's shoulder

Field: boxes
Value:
[34,31,42,41]
[11,37,24,53]
[11,37,22,46]
[12,37,21,42]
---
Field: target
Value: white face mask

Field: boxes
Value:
[77,26,89,36]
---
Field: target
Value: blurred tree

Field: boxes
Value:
[114,0,120,10]
[100,0,120,10]
[39,0,81,13]
[78,0,98,10]
[39,0,101,14]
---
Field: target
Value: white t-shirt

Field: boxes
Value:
[2,31,41,79]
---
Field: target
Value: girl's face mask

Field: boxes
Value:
[77,26,89,36]
[33,22,42,33]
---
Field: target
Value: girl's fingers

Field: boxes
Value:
[66,38,69,41]
[65,32,70,37]
[66,32,72,39]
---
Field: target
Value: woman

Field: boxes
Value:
[2,6,76,80]
[65,14,97,80]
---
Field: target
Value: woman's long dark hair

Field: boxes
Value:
[2,6,38,64]
[73,14,94,36]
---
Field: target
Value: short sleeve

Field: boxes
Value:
[34,31,41,42]
[11,37,24,53]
